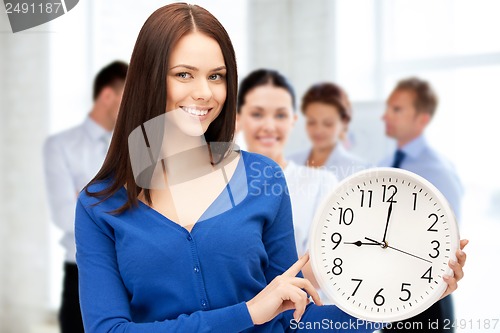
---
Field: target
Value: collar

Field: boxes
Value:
[399,135,427,159]
[83,116,111,142]
[327,142,347,163]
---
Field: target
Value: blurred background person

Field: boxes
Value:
[379,77,463,333]
[288,82,369,181]
[43,61,128,333]
[236,69,338,286]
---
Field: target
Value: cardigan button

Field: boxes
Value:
[187,235,192,241]
[194,266,200,273]
[201,299,207,307]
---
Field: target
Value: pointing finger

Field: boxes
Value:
[283,253,310,278]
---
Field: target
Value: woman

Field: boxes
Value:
[288,82,368,181]
[236,69,337,268]
[75,4,467,332]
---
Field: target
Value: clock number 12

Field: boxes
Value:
[382,185,398,203]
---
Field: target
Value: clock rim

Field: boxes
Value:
[308,167,460,323]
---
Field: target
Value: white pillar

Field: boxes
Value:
[0,12,52,333]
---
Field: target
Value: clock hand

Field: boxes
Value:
[364,237,432,264]
[344,240,381,247]
[381,201,393,244]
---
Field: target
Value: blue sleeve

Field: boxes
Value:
[75,199,254,333]
[261,168,302,282]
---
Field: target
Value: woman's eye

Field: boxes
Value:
[209,73,224,81]
[176,72,192,79]
[276,113,288,119]
[250,112,262,118]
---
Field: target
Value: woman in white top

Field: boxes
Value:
[236,69,338,285]
[288,82,368,181]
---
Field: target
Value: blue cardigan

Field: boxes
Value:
[75,151,372,332]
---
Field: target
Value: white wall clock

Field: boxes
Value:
[309,168,460,322]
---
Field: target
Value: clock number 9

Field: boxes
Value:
[374,288,385,306]
[382,185,398,203]
[338,207,354,225]
[331,258,343,275]
[330,232,342,250]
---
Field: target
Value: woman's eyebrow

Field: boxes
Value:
[169,65,227,72]
[170,64,198,71]
[210,66,227,72]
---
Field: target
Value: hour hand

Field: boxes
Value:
[344,239,381,247]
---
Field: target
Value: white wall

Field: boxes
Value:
[0,12,52,333]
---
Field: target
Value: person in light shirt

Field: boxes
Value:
[289,82,369,181]
[379,77,464,333]
[236,69,341,289]
[43,60,128,333]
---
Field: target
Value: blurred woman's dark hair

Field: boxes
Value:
[237,69,296,112]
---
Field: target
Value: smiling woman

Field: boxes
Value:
[73,3,466,333]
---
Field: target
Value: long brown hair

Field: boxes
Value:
[85,3,238,213]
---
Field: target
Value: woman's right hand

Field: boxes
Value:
[246,253,323,325]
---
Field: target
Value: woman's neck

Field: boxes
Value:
[308,144,336,167]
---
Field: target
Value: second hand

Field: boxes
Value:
[364,237,432,264]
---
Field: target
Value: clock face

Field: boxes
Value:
[309,168,460,322]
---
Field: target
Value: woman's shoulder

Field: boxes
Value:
[241,150,285,176]
[77,178,126,210]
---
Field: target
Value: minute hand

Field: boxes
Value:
[382,201,393,244]
[364,237,432,264]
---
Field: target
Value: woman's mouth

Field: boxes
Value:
[181,106,213,121]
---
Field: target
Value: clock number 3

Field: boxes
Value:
[429,240,440,258]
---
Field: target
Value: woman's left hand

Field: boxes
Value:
[440,239,468,299]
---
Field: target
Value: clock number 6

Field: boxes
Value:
[338,207,354,225]
[331,258,343,275]
[399,283,412,301]
[374,288,385,306]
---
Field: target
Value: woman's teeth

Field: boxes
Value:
[183,107,209,116]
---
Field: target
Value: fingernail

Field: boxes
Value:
[458,249,464,256]
[449,259,457,266]
[443,275,450,281]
